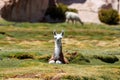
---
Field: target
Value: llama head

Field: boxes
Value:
[53,30,64,43]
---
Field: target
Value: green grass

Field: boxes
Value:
[0,19,120,41]
[0,19,120,80]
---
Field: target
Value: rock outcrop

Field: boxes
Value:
[0,0,49,22]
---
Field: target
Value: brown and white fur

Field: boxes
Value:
[49,31,68,64]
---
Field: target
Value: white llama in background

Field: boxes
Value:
[65,11,84,25]
[49,30,68,64]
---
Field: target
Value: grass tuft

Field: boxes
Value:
[66,52,90,64]
[61,75,81,80]
[94,55,119,63]
[38,54,51,62]
[7,52,35,59]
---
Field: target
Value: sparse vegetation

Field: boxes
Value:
[98,9,119,25]
[46,3,78,21]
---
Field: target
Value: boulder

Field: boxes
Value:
[1,0,49,22]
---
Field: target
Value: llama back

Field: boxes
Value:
[65,11,83,25]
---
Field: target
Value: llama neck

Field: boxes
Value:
[54,41,62,58]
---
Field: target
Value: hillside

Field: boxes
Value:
[58,0,119,23]
[0,0,119,23]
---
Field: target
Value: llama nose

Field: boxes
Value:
[57,39,61,42]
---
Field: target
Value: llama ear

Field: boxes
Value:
[53,30,57,35]
[61,30,64,36]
